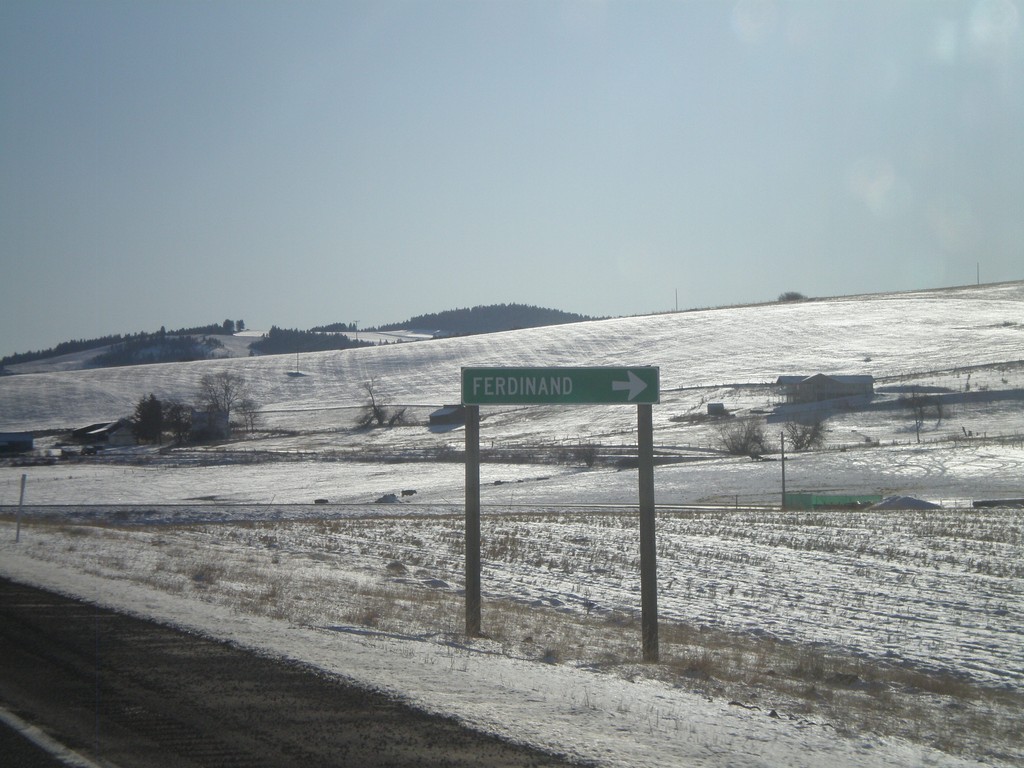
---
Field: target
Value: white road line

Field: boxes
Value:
[0,704,115,768]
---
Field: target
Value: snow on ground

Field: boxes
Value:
[4,439,1021,508]
[2,283,1023,766]
[0,512,1007,768]
[2,447,1022,766]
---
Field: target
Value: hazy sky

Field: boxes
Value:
[2,1,1022,358]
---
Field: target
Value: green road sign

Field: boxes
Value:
[462,366,660,405]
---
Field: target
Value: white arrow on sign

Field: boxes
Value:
[612,370,648,401]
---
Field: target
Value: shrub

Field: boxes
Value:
[785,419,827,451]
[575,444,599,467]
[719,419,769,456]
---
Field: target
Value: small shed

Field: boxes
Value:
[70,420,132,445]
[107,423,136,447]
[191,409,230,440]
[0,432,34,453]
[429,404,466,427]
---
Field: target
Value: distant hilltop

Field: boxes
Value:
[1,304,594,373]
[319,303,595,337]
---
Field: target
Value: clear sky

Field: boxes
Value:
[2,0,1022,358]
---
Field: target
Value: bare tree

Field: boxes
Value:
[356,378,405,428]
[784,418,827,451]
[197,371,256,427]
[237,397,261,433]
[903,389,943,443]
[719,418,768,456]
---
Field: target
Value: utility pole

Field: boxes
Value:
[16,473,26,542]
[780,432,786,510]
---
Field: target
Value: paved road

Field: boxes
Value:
[0,578,586,767]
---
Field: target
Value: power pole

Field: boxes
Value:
[16,473,26,542]
[780,432,786,510]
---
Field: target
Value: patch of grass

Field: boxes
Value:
[190,562,226,587]
[648,621,1022,761]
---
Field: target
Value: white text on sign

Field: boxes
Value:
[471,374,574,399]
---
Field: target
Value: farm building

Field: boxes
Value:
[190,409,230,440]
[429,404,466,427]
[777,374,874,404]
[70,420,134,446]
[0,432,34,454]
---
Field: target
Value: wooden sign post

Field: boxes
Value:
[462,367,661,662]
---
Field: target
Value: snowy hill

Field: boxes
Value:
[1,282,1022,433]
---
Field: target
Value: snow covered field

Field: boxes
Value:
[2,282,1023,437]
[2,283,1023,766]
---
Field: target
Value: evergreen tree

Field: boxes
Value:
[164,401,192,444]
[131,394,164,443]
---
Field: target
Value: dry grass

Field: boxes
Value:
[6,515,1022,764]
